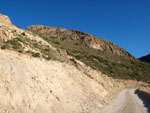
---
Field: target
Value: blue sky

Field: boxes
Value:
[1,0,150,57]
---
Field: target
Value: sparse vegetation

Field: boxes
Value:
[6,39,22,49]
[32,52,40,57]
[0,34,54,60]
[0,38,24,51]
[1,26,150,83]
[1,44,9,49]
[39,34,150,83]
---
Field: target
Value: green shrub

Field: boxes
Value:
[15,37,26,44]
[6,39,22,49]
[21,32,26,36]
[54,41,60,44]
[32,52,40,57]
[1,44,9,49]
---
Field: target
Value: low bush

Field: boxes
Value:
[1,44,9,49]
[6,39,22,49]
[32,52,40,57]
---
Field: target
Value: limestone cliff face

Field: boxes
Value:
[27,25,133,58]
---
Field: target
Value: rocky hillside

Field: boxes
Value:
[0,13,150,113]
[27,25,133,58]
[27,25,150,83]
[139,54,150,63]
[0,14,126,113]
[0,15,71,62]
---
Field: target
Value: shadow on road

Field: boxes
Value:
[135,89,150,113]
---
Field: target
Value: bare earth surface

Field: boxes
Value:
[99,89,149,113]
[0,49,123,113]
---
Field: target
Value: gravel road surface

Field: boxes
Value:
[99,89,149,113]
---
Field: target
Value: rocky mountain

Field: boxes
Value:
[27,25,133,58]
[139,54,150,63]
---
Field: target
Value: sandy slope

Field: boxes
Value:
[99,89,149,113]
[0,49,123,113]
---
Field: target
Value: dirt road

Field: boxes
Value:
[99,89,149,113]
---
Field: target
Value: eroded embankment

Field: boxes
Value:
[0,49,124,113]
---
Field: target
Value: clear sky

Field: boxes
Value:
[0,0,150,58]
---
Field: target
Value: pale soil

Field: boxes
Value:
[0,49,123,113]
[99,89,149,113]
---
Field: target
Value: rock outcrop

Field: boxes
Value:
[27,25,134,58]
[0,14,12,25]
